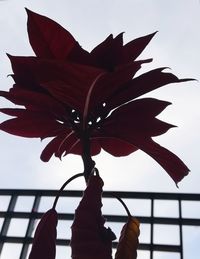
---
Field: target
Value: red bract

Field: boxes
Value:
[28,209,57,259]
[70,174,116,259]
[0,9,192,183]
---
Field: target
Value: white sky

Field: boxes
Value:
[0,1,200,259]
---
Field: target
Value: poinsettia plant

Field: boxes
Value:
[0,8,192,259]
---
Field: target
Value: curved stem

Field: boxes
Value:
[52,172,84,210]
[111,193,131,217]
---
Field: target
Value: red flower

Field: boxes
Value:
[0,9,192,183]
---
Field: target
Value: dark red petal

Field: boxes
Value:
[40,131,72,162]
[103,98,174,138]
[26,8,77,59]
[41,131,100,161]
[100,129,189,184]
[0,108,27,117]
[136,138,190,184]
[89,139,102,156]
[90,33,123,70]
[110,97,172,118]
[0,108,54,119]
[107,68,193,110]
[0,116,65,138]
[28,209,57,259]
[71,175,116,259]
[55,131,79,158]
[67,43,94,65]
[0,89,67,116]
[41,80,84,111]
[67,138,101,157]
[8,55,104,112]
[89,59,152,111]
[122,32,157,62]
[100,137,138,156]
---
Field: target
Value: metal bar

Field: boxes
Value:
[179,199,183,259]
[19,195,41,259]
[150,198,154,259]
[0,194,18,255]
[0,236,182,252]
[0,189,200,201]
[1,211,200,226]
[0,189,200,259]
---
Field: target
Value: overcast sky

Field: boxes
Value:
[0,1,200,258]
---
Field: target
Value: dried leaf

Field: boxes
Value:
[115,217,140,259]
[71,175,116,259]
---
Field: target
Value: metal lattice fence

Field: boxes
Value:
[0,189,200,259]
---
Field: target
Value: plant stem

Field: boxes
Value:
[81,131,95,183]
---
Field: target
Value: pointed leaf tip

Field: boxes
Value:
[26,8,77,59]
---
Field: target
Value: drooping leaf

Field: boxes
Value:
[70,174,116,259]
[136,139,190,184]
[115,217,140,259]
[28,209,57,259]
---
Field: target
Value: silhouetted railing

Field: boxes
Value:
[0,189,200,259]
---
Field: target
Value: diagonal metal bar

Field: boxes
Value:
[0,194,18,255]
[19,195,41,259]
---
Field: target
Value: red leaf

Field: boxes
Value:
[0,116,65,138]
[8,55,105,112]
[90,33,123,70]
[26,8,77,59]
[106,68,193,110]
[99,137,138,157]
[41,80,84,112]
[100,130,189,184]
[0,89,67,116]
[122,31,157,62]
[71,175,116,259]
[115,217,140,259]
[102,98,175,138]
[41,134,102,162]
[89,59,152,111]
[136,138,190,184]
[40,131,73,162]
[28,209,57,259]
